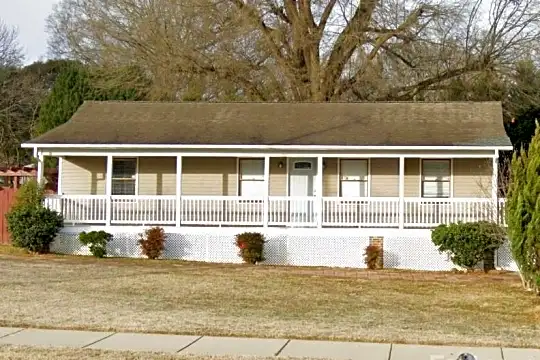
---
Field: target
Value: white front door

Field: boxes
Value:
[288,158,317,224]
[289,158,317,196]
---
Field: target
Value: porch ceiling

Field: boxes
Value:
[25,101,511,148]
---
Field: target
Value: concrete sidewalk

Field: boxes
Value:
[1,327,539,360]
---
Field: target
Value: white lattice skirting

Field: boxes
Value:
[52,227,518,272]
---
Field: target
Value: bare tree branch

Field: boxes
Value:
[0,19,24,68]
[45,0,540,101]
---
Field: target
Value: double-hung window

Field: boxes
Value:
[339,159,368,197]
[112,158,137,195]
[421,160,450,198]
[239,159,264,196]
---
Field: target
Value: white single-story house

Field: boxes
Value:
[22,101,516,271]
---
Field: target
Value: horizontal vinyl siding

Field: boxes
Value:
[405,158,420,197]
[59,156,492,199]
[269,158,287,196]
[138,157,176,195]
[453,158,491,198]
[370,158,399,197]
[323,158,338,197]
[61,156,106,195]
[181,157,237,196]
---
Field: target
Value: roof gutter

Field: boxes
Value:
[22,143,514,151]
[21,143,513,150]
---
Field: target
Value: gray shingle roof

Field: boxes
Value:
[27,101,511,147]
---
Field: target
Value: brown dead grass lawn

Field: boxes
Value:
[0,345,319,360]
[0,253,539,348]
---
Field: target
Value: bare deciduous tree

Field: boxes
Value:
[0,70,43,165]
[46,0,540,101]
[0,19,23,68]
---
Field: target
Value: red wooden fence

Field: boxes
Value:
[0,188,17,244]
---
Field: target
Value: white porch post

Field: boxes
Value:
[176,155,183,227]
[492,150,499,223]
[316,155,324,228]
[105,155,113,226]
[36,151,44,185]
[399,156,405,229]
[263,155,270,227]
[57,157,63,195]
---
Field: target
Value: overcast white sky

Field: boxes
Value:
[1,0,58,64]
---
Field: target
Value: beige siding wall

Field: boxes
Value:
[370,158,399,197]
[182,157,237,196]
[323,158,338,196]
[453,158,491,198]
[60,156,492,198]
[269,158,287,196]
[138,157,176,195]
[61,156,106,195]
[404,158,420,197]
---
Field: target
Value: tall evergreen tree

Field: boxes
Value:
[35,62,92,136]
[507,122,540,295]
[36,63,149,136]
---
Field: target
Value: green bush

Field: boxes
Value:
[364,245,383,269]
[139,227,166,259]
[6,180,63,254]
[12,179,45,208]
[79,231,113,258]
[6,206,64,253]
[235,232,266,264]
[431,221,506,270]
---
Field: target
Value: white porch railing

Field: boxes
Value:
[181,196,264,225]
[111,196,177,225]
[44,195,108,224]
[269,196,316,226]
[323,197,400,227]
[44,195,507,228]
[403,198,499,228]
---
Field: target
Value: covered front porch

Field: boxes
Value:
[35,148,506,229]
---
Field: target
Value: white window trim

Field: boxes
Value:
[337,158,370,197]
[111,157,139,196]
[420,158,452,198]
[238,158,265,197]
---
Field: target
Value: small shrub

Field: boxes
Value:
[139,227,166,259]
[12,179,45,209]
[431,221,506,270]
[364,245,383,269]
[78,231,113,258]
[6,180,62,253]
[235,232,265,264]
[6,206,63,253]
